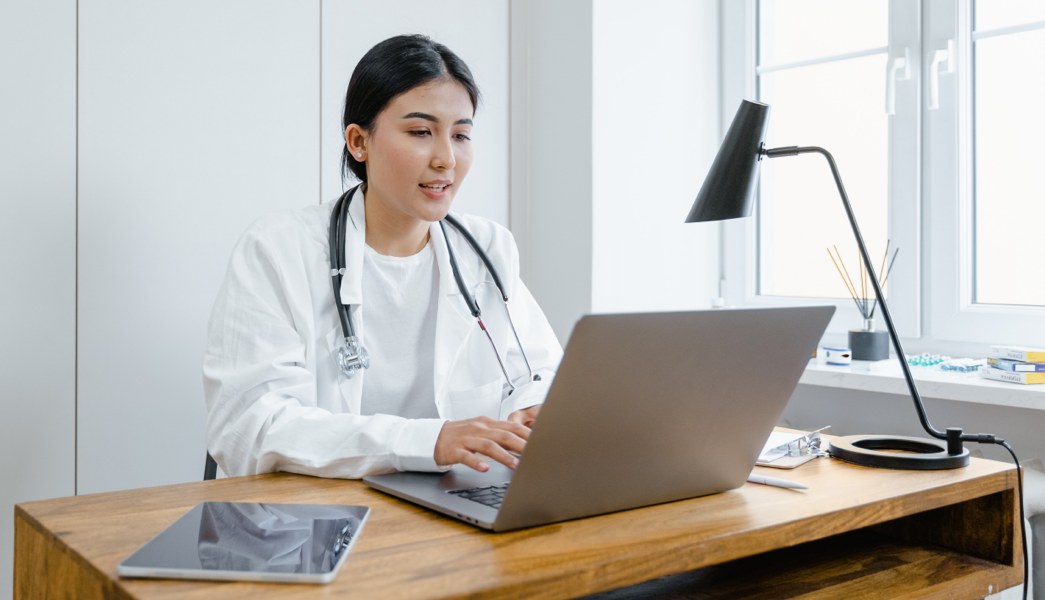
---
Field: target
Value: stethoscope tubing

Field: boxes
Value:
[328,188,354,339]
[443,213,508,302]
[330,186,535,390]
[440,217,536,385]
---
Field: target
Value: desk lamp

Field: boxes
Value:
[688,99,985,470]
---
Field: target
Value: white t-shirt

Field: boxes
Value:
[359,241,440,419]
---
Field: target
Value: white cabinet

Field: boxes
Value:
[76,0,320,494]
[0,1,77,597]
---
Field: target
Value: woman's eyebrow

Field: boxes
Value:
[401,112,472,126]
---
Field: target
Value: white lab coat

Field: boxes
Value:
[203,188,563,479]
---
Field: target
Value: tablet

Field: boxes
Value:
[118,502,370,584]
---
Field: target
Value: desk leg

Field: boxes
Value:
[13,511,119,600]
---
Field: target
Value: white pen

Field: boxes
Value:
[747,473,808,490]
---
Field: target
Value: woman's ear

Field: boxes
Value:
[345,124,367,161]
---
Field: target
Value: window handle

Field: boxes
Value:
[927,39,954,110]
[886,47,911,115]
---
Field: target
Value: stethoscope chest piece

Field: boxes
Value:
[336,335,370,379]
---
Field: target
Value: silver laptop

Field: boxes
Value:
[364,306,834,532]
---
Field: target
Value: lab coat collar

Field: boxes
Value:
[337,194,480,314]
[429,214,481,305]
[430,216,481,410]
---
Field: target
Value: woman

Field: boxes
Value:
[203,35,562,479]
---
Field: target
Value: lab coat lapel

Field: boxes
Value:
[430,220,479,411]
[337,186,365,306]
[333,187,366,415]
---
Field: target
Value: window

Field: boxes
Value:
[972,1,1045,306]
[756,0,889,300]
[723,0,1045,350]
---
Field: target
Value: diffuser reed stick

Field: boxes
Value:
[827,243,899,321]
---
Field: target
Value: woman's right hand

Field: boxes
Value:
[433,417,530,472]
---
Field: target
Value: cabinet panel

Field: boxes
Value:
[0,1,77,597]
[77,0,320,494]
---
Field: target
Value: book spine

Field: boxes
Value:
[988,347,1045,363]
[987,358,1045,372]
[981,368,1045,385]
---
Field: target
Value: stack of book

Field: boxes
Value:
[983,346,1045,385]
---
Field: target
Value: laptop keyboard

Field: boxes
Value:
[447,482,509,510]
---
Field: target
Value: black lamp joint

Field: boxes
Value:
[946,428,964,456]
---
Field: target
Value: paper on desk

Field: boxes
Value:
[758,432,806,463]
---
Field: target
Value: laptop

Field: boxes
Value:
[364,306,834,532]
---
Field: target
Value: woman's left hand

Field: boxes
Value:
[507,404,541,428]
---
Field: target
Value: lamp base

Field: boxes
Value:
[828,435,970,470]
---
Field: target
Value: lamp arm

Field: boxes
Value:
[764,145,947,442]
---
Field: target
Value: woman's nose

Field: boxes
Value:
[431,135,456,170]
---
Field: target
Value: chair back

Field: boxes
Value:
[204,452,218,481]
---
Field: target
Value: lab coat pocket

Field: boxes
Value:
[448,379,503,421]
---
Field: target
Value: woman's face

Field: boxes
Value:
[349,79,475,223]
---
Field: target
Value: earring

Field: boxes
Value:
[356,152,362,158]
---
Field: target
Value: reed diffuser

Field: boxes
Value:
[827,241,899,361]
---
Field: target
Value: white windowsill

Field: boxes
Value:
[799,359,1045,411]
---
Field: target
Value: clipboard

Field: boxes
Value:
[756,427,829,470]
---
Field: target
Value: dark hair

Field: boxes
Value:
[341,34,481,186]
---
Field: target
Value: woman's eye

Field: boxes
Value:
[409,130,430,137]
[455,133,471,141]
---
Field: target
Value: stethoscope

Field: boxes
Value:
[328,185,538,395]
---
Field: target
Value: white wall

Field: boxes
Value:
[0,2,76,596]
[510,0,595,344]
[511,0,723,344]
[592,0,720,315]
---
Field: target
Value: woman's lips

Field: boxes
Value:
[419,182,450,199]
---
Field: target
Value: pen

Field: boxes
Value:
[747,473,808,490]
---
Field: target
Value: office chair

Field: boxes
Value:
[204,452,218,481]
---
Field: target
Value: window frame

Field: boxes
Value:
[721,0,921,344]
[927,0,1045,346]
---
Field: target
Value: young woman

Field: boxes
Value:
[203,35,562,479]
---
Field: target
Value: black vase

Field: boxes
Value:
[848,328,889,361]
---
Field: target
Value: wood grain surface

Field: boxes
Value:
[14,437,1022,600]
[580,530,1014,600]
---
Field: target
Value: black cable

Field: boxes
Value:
[995,440,1029,600]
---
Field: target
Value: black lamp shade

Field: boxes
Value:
[685,100,770,223]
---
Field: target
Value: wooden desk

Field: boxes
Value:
[15,448,1022,599]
